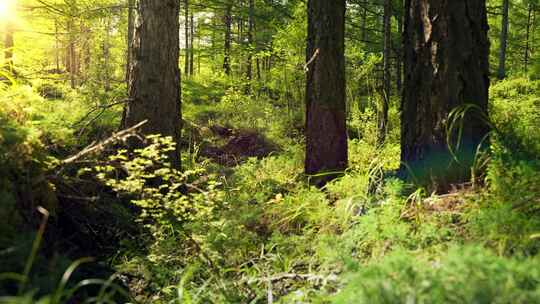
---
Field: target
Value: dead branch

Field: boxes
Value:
[62,120,148,165]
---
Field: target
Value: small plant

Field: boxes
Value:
[93,135,226,237]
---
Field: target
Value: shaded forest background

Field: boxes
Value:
[0,0,540,303]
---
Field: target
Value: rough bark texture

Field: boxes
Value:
[498,0,509,79]
[305,0,348,184]
[123,0,182,168]
[401,0,491,192]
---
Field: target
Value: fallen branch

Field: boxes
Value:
[62,120,148,165]
[247,272,338,285]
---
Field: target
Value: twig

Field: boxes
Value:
[304,48,320,72]
[248,273,338,285]
[62,120,147,165]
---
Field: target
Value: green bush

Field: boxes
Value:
[333,246,540,304]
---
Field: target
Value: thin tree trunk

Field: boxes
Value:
[305,0,348,185]
[123,0,182,168]
[379,0,392,145]
[498,0,509,79]
[361,0,368,41]
[223,2,232,75]
[245,0,254,92]
[395,6,403,93]
[126,0,135,85]
[401,0,491,192]
[55,19,60,72]
[525,3,533,71]
[190,13,194,76]
[67,18,77,88]
[103,17,112,91]
[184,0,190,77]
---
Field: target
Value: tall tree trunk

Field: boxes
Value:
[103,17,112,91]
[401,0,491,192]
[190,13,195,76]
[361,0,368,41]
[184,0,190,77]
[395,5,403,93]
[123,0,182,168]
[379,0,392,145]
[67,17,77,88]
[223,2,232,75]
[498,0,509,79]
[246,0,254,90]
[525,3,533,71]
[126,0,135,85]
[305,0,348,185]
[55,19,61,72]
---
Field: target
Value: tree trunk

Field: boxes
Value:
[184,0,190,77]
[103,17,112,91]
[245,0,254,92]
[379,0,392,145]
[67,18,77,88]
[395,5,403,93]
[123,0,182,168]
[525,3,533,71]
[361,0,368,41]
[126,0,135,85]
[190,13,195,76]
[305,0,348,185]
[223,2,232,75]
[401,0,491,192]
[498,0,509,79]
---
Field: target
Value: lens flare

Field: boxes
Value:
[0,0,15,20]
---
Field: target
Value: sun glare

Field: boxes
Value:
[0,0,15,20]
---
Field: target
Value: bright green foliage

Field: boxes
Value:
[1,0,540,302]
[94,135,226,236]
[334,246,540,304]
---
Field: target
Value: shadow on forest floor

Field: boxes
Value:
[199,124,280,166]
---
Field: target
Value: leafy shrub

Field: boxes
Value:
[93,135,226,237]
[333,246,540,304]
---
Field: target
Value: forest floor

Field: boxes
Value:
[1,75,540,303]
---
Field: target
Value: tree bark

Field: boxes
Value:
[401,0,491,192]
[123,0,182,168]
[305,0,348,185]
[498,0,509,79]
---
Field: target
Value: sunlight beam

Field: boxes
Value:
[0,0,16,21]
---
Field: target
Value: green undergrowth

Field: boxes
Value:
[1,76,539,303]
[111,77,540,303]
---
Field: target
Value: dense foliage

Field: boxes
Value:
[0,0,539,303]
